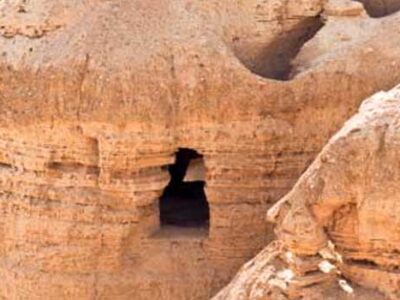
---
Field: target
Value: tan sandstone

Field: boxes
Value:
[0,0,400,299]
[214,85,400,300]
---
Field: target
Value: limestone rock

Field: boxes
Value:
[213,85,400,300]
[0,0,400,299]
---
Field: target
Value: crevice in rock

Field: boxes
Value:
[47,161,100,175]
[233,16,324,81]
[355,0,400,17]
[346,258,380,268]
[0,162,12,169]
[346,258,400,273]
[159,148,209,229]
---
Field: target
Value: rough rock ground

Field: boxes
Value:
[0,0,400,299]
[213,86,400,300]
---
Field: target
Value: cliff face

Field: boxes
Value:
[1,0,400,299]
[214,86,400,300]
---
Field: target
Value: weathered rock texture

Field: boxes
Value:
[0,0,400,299]
[214,85,400,300]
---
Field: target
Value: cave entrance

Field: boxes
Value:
[159,148,209,229]
[231,16,324,80]
[355,0,400,17]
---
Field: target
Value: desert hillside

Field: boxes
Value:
[0,0,400,299]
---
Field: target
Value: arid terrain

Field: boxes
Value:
[0,0,400,299]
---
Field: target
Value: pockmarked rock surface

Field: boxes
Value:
[214,85,400,300]
[1,0,400,299]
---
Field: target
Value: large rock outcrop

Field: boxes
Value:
[214,85,400,300]
[1,0,400,299]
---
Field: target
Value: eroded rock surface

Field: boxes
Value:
[0,0,400,299]
[214,86,400,300]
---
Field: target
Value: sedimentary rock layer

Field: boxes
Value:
[214,85,400,300]
[1,0,400,299]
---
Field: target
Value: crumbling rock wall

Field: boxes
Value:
[0,0,400,299]
[213,85,400,300]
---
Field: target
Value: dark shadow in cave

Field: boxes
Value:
[159,148,209,228]
[233,16,324,81]
[355,0,400,17]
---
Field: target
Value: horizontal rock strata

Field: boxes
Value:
[214,85,400,300]
[1,0,400,299]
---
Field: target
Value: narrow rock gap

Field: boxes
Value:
[355,0,400,17]
[159,148,209,229]
[47,161,100,175]
[346,258,381,268]
[234,16,324,81]
[0,162,12,169]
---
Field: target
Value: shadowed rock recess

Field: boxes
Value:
[356,0,400,17]
[0,0,400,299]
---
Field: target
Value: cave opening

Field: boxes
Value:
[355,0,400,17]
[159,148,209,229]
[231,16,324,81]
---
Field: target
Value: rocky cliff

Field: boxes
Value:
[214,85,400,300]
[1,0,400,299]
